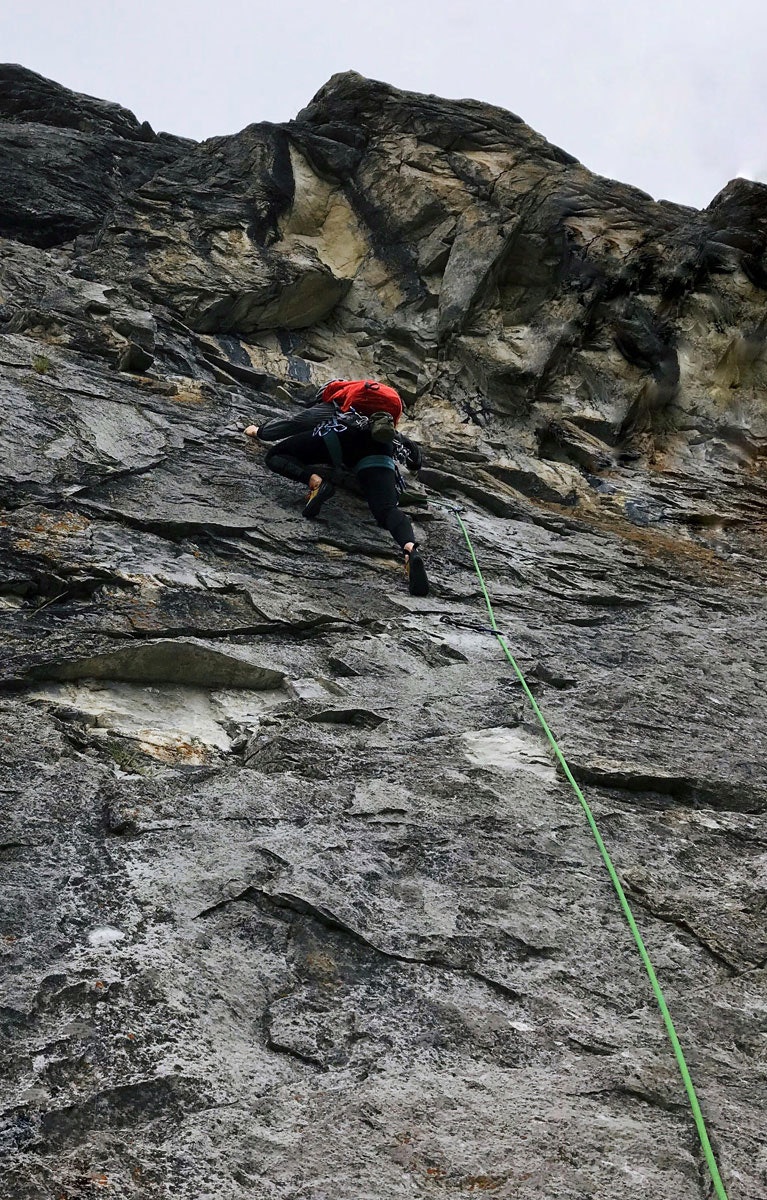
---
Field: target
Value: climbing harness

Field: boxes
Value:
[444,503,730,1200]
[306,398,417,495]
[317,423,399,478]
[313,411,369,439]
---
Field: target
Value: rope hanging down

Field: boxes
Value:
[450,507,729,1200]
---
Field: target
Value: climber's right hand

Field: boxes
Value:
[244,425,260,438]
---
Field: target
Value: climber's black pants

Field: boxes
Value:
[263,432,331,486]
[263,431,415,550]
[357,465,414,550]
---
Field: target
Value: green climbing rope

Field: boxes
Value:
[452,508,729,1200]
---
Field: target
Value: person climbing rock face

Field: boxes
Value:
[244,379,429,596]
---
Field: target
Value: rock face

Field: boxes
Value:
[1,63,766,1200]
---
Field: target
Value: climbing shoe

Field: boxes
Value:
[302,479,335,519]
[404,546,429,597]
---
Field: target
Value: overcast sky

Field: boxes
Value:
[3,0,766,208]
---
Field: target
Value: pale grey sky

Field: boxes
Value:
[3,0,766,208]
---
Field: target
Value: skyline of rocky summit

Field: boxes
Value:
[1,62,765,1200]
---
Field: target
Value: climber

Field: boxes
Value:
[244,379,429,596]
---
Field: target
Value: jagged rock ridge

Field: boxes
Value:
[1,64,766,1200]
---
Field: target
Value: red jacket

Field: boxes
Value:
[321,379,403,425]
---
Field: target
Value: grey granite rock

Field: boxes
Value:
[1,66,766,1200]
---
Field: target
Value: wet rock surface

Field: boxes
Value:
[1,65,766,1199]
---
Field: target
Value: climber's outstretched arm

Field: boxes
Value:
[245,403,331,443]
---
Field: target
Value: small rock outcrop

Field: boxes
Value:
[1,64,766,1200]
